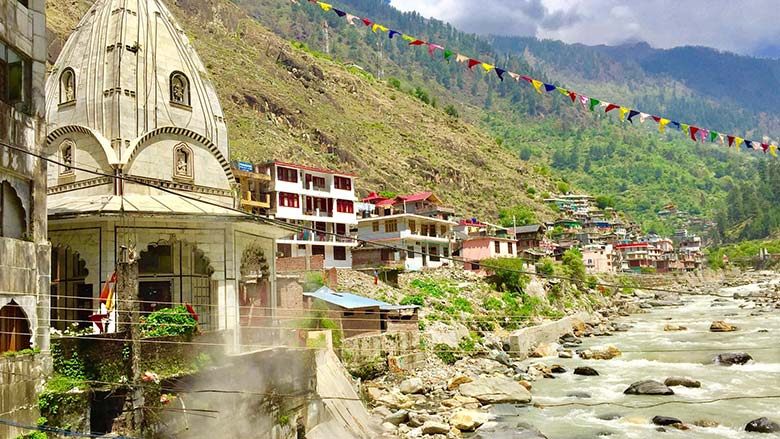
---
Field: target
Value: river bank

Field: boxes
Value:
[361,270,780,438]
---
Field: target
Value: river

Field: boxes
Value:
[502,279,780,438]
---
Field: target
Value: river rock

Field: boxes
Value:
[473,421,548,439]
[693,419,719,428]
[550,365,567,373]
[713,352,753,365]
[663,324,687,331]
[664,376,701,388]
[623,380,674,395]
[652,416,683,426]
[573,366,600,376]
[567,392,591,398]
[447,375,473,390]
[441,395,481,409]
[558,350,573,359]
[530,342,560,358]
[421,420,450,435]
[745,417,780,433]
[710,320,738,332]
[579,346,621,360]
[375,388,414,409]
[459,376,533,404]
[399,378,424,394]
[449,410,492,432]
[427,321,470,348]
[384,409,409,426]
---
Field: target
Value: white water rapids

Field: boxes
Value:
[495,279,780,438]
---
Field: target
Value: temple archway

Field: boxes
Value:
[0,301,31,353]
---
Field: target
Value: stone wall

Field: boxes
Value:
[276,255,324,272]
[507,312,591,360]
[0,353,51,438]
[340,330,421,377]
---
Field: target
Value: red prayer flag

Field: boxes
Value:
[567,91,577,103]
[99,271,117,305]
[185,303,199,322]
[467,58,481,69]
[520,75,533,83]
[361,18,371,26]
[605,104,620,113]
[762,143,770,153]
[651,116,661,123]
[689,126,700,142]
[408,39,426,46]
[727,135,735,147]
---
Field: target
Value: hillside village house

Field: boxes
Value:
[252,160,358,270]
[43,0,289,346]
[460,236,518,272]
[510,224,546,250]
[581,244,616,274]
[353,192,456,270]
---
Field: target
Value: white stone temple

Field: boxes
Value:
[44,0,289,346]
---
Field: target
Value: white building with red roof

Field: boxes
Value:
[353,192,457,270]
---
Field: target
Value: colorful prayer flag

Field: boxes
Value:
[544,83,557,92]
[481,63,494,72]
[689,126,699,142]
[495,68,506,81]
[605,104,620,113]
[659,118,670,133]
[627,110,640,123]
[532,79,544,94]
[589,98,601,111]
[388,30,401,39]
[429,44,444,58]
[333,8,346,17]
[619,107,629,121]
[317,2,332,11]
[467,59,482,69]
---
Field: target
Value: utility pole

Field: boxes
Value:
[322,20,330,55]
[116,246,143,434]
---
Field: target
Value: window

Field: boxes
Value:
[371,221,379,232]
[139,245,173,274]
[408,220,416,234]
[420,224,428,236]
[169,71,190,106]
[440,225,447,236]
[277,167,298,183]
[507,242,514,255]
[0,41,31,112]
[59,68,76,104]
[309,176,326,191]
[1,181,27,239]
[495,241,501,254]
[407,246,415,259]
[333,246,347,261]
[0,301,31,353]
[59,140,75,175]
[380,249,395,261]
[385,219,397,233]
[173,143,193,179]
[334,176,352,191]
[442,247,449,257]
[336,199,354,213]
[429,246,440,262]
[278,192,299,208]
[312,245,325,256]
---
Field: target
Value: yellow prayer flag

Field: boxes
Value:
[372,24,388,33]
[735,137,744,150]
[556,87,569,96]
[619,107,629,121]
[771,145,778,157]
[680,123,689,134]
[318,2,333,11]
[402,35,416,42]
[659,118,670,133]
[481,63,494,72]
[531,79,544,94]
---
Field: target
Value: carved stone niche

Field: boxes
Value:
[173,143,194,182]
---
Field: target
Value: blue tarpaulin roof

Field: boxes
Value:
[304,286,418,311]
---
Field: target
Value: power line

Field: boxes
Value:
[0,418,142,439]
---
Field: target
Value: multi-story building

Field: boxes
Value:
[0,0,51,434]
[581,244,616,273]
[260,161,358,269]
[615,242,663,271]
[461,236,518,271]
[354,192,456,270]
[231,160,271,214]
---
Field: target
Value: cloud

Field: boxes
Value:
[388,0,780,56]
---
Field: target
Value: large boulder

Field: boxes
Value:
[399,377,424,395]
[449,410,493,432]
[473,421,548,439]
[652,416,683,426]
[529,342,560,358]
[447,375,473,390]
[459,376,533,404]
[710,321,738,332]
[573,366,599,376]
[384,409,409,426]
[623,380,674,395]
[713,352,753,365]
[745,417,780,433]
[664,377,701,388]
[421,421,450,435]
[579,346,622,360]
[427,320,470,348]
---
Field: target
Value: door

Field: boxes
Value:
[139,281,172,316]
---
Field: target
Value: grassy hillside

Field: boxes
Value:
[45,0,560,222]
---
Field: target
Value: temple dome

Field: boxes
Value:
[45,0,233,202]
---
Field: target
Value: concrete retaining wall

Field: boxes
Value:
[508,312,590,360]
[341,330,423,375]
[0,353,51,438]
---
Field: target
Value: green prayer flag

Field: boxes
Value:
[444,50,453,61]
[710,131,718,142]
[588,98,600,111]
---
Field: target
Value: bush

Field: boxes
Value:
[302,271,324,292]
[432,343,457,365]
[387,77,401,89]
[537,258,555,277]
[482,296,503,311]
[586,275,599,290]
[484,258,529,293]
[562,248,586,284]
[444,104,459,118]
[400,294,425,307]
[15,432,47,439]
[140,306,198,338]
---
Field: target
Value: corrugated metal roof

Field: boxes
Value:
[48,194,245,217]
[304,286,418,311]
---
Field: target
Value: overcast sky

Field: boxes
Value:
[388,0,780,57]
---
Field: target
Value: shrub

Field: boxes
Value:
[561,248,586,284]
[444,104,459,118]
[586,275,599,290]
[400,294,424,307]
[302,271,324,292]
[140,306,198,338]
[432,343,457,365]
[537,258,555,277]
[15,432,47,439]
[387,77,401,89]
[484,258,529,293]
[482,296,503,311]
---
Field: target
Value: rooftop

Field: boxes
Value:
[270,160,359,177]
[304,286,418,311]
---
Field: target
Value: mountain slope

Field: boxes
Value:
[45,0,558,222]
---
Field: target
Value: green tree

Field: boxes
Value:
[561,248,586,284]
[483,258,529,293]
[536,257,555,277]
[498,205,537,228]
[595,195,616,209]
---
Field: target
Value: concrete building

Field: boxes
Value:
[581,244,616,274]
[354,192,456,270]
[0,0,51,434]
[258,160,358,269]
[461,236,518,272]
[43,0,287,346]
